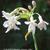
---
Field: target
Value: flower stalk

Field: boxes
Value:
[32,32,38,50]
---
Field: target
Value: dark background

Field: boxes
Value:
[0,0,50,50]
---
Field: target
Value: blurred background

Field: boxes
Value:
[0,0,50,50]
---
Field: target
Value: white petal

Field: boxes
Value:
[14,26,20,30]
[44,21,49,25]
[3,21,9,28]
[24,21,30,25]
[5,27,11,33]
[38,23,43,30]
[44,24,47,30]
[2,11,10,19]
[28,24,36,34]
[16,21,21,25]
[34,22,37,27]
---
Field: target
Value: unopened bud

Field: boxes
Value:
[32,1,36,6]
[28,5,32,10]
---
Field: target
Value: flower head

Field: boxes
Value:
[37,13,49,30]
[24,16,37,40]
[2,11,21,33]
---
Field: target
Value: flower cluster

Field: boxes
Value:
[2,0,49,40]
[2,11,21,33]
[25,14,49,40]
[1,1,49,50]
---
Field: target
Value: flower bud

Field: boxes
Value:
[28,5,32,10]
[32,1,36,6]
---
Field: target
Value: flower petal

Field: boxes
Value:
[2,11,10,19]
[44,24,47,30]
[24,21,30,25]
[14,26,20,30]
[3,21,9,28]
[38,23,43,30]
[5,27,11,33]
[44,21,49,25]
[16,21,21,25]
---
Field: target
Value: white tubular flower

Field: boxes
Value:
[24,16,37,40]
[37,14,49,30]
[2,11,21,33]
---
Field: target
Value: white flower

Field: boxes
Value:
[24,16,37,40]
[2,11,21,33]
[37,13,49,30]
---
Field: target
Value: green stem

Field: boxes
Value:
[32,33,38,50]
[31,6,36,13]
[10,7,29,15]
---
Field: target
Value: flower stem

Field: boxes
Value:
[32,33,38,50]
[10,7,29,15]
